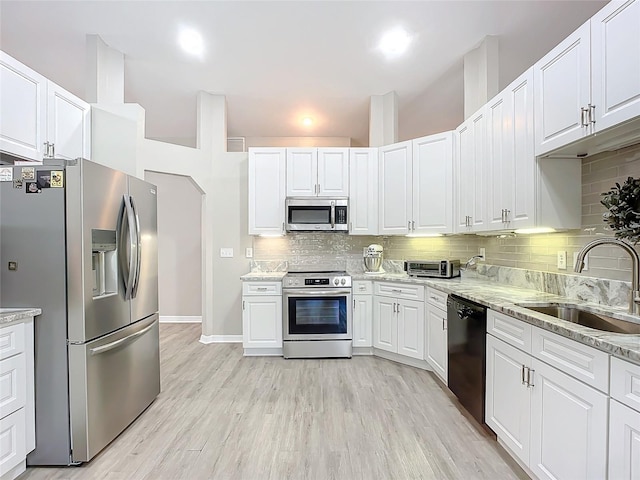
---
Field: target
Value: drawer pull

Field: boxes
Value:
[392,289,402,293]
[256,287,268,291]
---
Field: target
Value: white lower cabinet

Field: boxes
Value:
[609,398,640,480]
[529,357,608,480]
[373,283,424,360]
[425,288,448,383]
[0,318,35,480]
[241,281,282,355]
[486,334,531,465]
[486,310,609,480]
[352,281,373,348]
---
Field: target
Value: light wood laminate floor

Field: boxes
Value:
[22,324,526,480]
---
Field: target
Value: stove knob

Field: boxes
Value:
[295,279,300,286]
[340,278,346,285]
[334,278,340,286]
[288,279,293,285]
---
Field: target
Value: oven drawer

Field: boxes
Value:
[375,282,424,301]
[242,282,282,296]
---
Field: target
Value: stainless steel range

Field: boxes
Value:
[283,270,352,358]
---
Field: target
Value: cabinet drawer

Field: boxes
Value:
[353,281,372,295]
[242,282,282,296]
[611,356,640,413]
[0,353,26,418]
[531,326,609,393]
[426,287,447,310]
[375,282,424,301]
[487,310,532,352]
[0,407,26,475]
[0,323,25,361]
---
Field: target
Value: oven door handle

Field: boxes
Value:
[284,289,352,296]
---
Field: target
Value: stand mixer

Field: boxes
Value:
[363,244,384,274]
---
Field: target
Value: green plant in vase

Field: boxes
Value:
[601,177,640,245]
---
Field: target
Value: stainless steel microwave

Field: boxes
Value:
[404,259,460,278]
[285,197,348,232]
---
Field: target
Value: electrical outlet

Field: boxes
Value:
[220,248,234,258]
[573,251,588,271]
[479,248,486,261]
[557,251,567,270]
[245,247,253,258]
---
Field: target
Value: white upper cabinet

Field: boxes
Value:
[535,0,640,157]
[349,148,378,235]
[0,50,91,162]
[378,141,412,235]
[412,132,454,235]
[286,148,317,196]
[47,82,91,160]
[487,68,535,231]
[317,148,349,196]
[0,51,47,161]
[591,0,640,132]
[286,147,349,197]
[534,23,591,156]
[455,106,487,233]
[248,148,286,235]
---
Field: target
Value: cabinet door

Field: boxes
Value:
[317,148,349,196]
[397,299,424,360]
[379,141,412,235]
[455,107,486,232]
[349,148,378,235]
[0,51,47,161]
[508,69,535,229]
[486,91,510,229]
[609,398,640,480]
[530,358,608,480]
[591,0,640,132]
[47,82,91,160]
[353,294,373,348]
[485,335,531,466]
[286,148,317,196]
[242,295,282,349]
[426,305,447,383]
[534,22,591,156]
[248,148,286,235]
[373,296,396,353]
[412,132,454,235]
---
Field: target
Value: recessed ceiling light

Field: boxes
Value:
[302,117,313,127]
[378,28,411,57]
[179,28,204,56]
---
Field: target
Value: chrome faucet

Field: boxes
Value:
[574,237,640,316]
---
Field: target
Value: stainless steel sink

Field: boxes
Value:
[516,303,640,334]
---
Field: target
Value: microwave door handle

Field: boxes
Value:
[330,201,335,228]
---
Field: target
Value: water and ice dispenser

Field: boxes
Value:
[91,229,117,298]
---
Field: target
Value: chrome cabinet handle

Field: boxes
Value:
[408,221,411,231]
[282,222,285,233]
[589,104,596,126]
[256,287,268,291]
[581,107,589,127]
[242,300,245,310]
[522,365,526,385]
[392,289,401,293]
[527,368,535,388]
[442,318,446,330]
[317,183,320,194]
[412,220,415,230]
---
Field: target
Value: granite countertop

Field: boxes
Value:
[0,308,42,326]
[240,272,287,281]
[353,271,640,364]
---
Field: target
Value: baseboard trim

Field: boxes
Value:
[353,346,374,356]
[244,347,283,356]
[160,315,202,323]
[199,334,242,344]
[373,348,432,371]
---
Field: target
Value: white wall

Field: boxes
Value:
[145,171,202,320]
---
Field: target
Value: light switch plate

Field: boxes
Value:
[220,248,234,258]
[245,247,253,258]
[557,251,567,270]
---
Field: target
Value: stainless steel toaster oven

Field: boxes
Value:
[404,260,460,278]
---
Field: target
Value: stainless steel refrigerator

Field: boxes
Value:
[0,158,160,465]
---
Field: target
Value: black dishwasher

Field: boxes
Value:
[447,294,487,425]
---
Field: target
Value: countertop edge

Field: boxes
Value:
[0,308,42,326]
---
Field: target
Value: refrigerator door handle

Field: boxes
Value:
[89,321,156,355]
[119,194,137,300]
[129,195,142,298]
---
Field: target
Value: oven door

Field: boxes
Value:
[283,289,352,340]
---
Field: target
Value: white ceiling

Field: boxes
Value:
[0,0,608,147]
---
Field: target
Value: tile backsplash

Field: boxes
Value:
[253,143,640,282]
